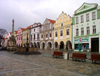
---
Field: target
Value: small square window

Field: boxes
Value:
[61,23,63,26]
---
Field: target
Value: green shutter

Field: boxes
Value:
[97,9,100,19]
[72,17,75,25]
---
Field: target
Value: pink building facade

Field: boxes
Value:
[16,28,25,46]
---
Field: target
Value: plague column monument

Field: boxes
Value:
[7,19,16,50]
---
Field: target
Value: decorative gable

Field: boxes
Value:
[55,12,71,24]
[43,18,50,25]
[75,2,98,15]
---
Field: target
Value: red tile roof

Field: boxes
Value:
[47,18,55,24]
[15,31,18,34]
[26,25,32,30]
[21,28,25,30]
[10,31,18,35]
[10,32,12,35]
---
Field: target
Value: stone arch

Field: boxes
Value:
[37,42,40,48]
[47,42,52,49]
[42,42,45,49]
[66,40,72,50]
[34,42,37,48]
[60,41,64,49]
[55,42,58,49]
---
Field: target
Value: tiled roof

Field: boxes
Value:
[26,25,32,30]
[15,31,18,34]
[10,31,18,35]
[40,24,43,27]
[21,28,25,30]
[10,32,12,35]
[47,18,55,24]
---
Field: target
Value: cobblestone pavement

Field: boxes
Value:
[0,50,100,76]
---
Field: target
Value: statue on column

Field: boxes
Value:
[7,19,16,50]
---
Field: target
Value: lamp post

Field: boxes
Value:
[26,33,29,54]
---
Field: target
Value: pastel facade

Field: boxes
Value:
[54,12,72,50]
[30,23,41,48]
[22,26,31,47]
[40,18,55,50]
[72,2,100,52]
[16,28,25,46]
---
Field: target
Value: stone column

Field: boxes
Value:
[99,32,100,53]
[64,45,66,50]
[12,19,14,36]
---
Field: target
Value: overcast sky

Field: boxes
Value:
[0,0,100,33]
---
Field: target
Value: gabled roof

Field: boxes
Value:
[47,18,55,24]
[74,2,98,15]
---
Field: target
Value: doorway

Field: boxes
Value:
[91,38,99,52]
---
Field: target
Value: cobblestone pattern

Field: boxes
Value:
[0,50,100,76]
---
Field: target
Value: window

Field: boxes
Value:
[61,23,63,26]
[86,13,89,21]
[75,43,89,50]
[92,12,96,20]
[76,29,79,36]
[50,33,52,37]
[81,15,84,23]
[31,35,32,41]
[66,29,69,35]
[46,34,48,38]
[81,28,84,35]
[60,30,63,36]
[87,27,90,34]
[37,34,39,39]
[34,29,35,32]
[41,34,43,38]
[55,31,57,37]
[76,17,78,24]
[34,34,35,39]
[93,25,96,34]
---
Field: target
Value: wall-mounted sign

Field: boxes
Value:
[74,38,89,43]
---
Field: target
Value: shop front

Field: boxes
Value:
[74,38,89,52]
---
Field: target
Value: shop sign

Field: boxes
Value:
[74,38,89,43]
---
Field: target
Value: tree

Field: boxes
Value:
[0,28,8,46]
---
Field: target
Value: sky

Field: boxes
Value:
[0,0,100,33]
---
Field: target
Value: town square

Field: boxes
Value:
[0,0,100,76]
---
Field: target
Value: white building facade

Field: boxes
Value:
[30,23,41,48]
[40,18,55,50]
[72,2,100,52]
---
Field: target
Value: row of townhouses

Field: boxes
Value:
[4,2,100,52]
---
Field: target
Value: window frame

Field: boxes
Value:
[86,13,89,21]
[81,28,84,35]
[60,29,63,36]
[76,29,79,36]
[87,27,90,35]
[81,15,84,23]
[76,17,78,24]
[92,12,96,20]
[93,25,96,34]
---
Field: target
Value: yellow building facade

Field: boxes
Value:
[54,12,72,50]
[22,27,31,47]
